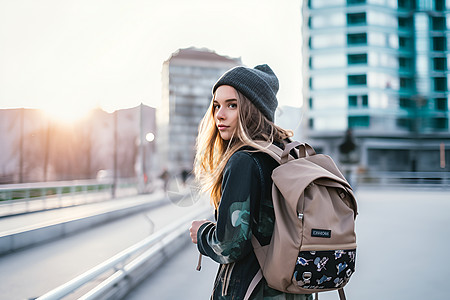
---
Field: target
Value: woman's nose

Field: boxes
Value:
[216,108,225,119]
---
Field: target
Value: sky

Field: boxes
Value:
[0,0,303,121]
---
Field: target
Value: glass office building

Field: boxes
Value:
[302,0,450,172]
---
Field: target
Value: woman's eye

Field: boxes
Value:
[214,104,220,110]
[229,103,237,108]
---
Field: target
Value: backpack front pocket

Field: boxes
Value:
[292,249,356,290]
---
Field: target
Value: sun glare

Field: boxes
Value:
[41,103,92,124]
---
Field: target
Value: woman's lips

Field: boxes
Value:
[218,125,229,130]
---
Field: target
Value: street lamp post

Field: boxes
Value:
[138,132,154,194]
[112,110,118,199]
[138,103,155,194]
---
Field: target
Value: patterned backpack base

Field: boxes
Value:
[294,249,356,290]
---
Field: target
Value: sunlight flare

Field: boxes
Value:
[41,102,93,124]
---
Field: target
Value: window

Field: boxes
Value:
[398,0,414,9]
[309,118,314,129]
[348,53,367,64]
[399,57,412,70]
[347,13,366,25]
[398,17,412,28]
[434,77,447,91]
[348,116,370,128]
[400,77,413,89]
[309,98,313,109]
[348,74,367,85]
[349,95,368,107]
[435,0,445,11]
[432,17,446,30]
[435,98,447,111]
[434,118,448,130]
[347,33,367,45]
[399,37,411,49]
[347,0,365,4]
[433,37,446,51]
[433,57,446,71]
[396,118,413,130]
[399,97,414,109]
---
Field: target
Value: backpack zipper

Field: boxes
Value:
[298,194,306,246]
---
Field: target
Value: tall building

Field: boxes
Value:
[157,48,241,175]
[302,0,450,172]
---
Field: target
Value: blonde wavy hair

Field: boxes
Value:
[194,89,293,209]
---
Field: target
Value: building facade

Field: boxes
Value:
[0,105,155,184]
[302,0,450,173]
[157,48,241,175]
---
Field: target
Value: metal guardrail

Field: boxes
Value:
[357,171,450,187]
[0,179,139,216]
[36,206,211,300]
[0,179,137,201]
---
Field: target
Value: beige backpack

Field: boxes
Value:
[246,141,358,300]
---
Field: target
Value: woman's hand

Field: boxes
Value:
[190,220,209,244]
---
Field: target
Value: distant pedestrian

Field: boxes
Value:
[181,169,190,186]
[189,65,313,299]
[159,168,170,192]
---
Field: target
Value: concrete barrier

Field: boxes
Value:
[0,196,169,256]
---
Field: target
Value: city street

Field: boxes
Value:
[127,187,450,300]
[0,186,448,300]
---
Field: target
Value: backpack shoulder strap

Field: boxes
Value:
[252,141,282,163]
[254,141,300,164]
[244,269,263,300]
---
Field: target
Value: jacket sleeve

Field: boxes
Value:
[197,151,262,264]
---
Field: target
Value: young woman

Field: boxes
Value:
[190,64,313,300]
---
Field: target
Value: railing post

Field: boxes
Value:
[25,189,30,212]
[83,185,88,204]
[42,188,47,209]
[57,187,62,208]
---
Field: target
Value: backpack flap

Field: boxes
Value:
[300,179,357,251]
[314,178,357,219]
[304,154,358,218]
[271,154,357,251]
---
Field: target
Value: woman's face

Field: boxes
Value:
[213,85,239,141]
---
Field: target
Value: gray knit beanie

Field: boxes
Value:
[212,64,279,122]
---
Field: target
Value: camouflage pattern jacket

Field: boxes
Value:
[197,147,313,300]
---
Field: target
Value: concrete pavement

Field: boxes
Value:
[126,187,450,300]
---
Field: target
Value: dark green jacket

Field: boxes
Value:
[197,147,313,300]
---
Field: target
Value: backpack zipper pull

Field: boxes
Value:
[298,213,304,220]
